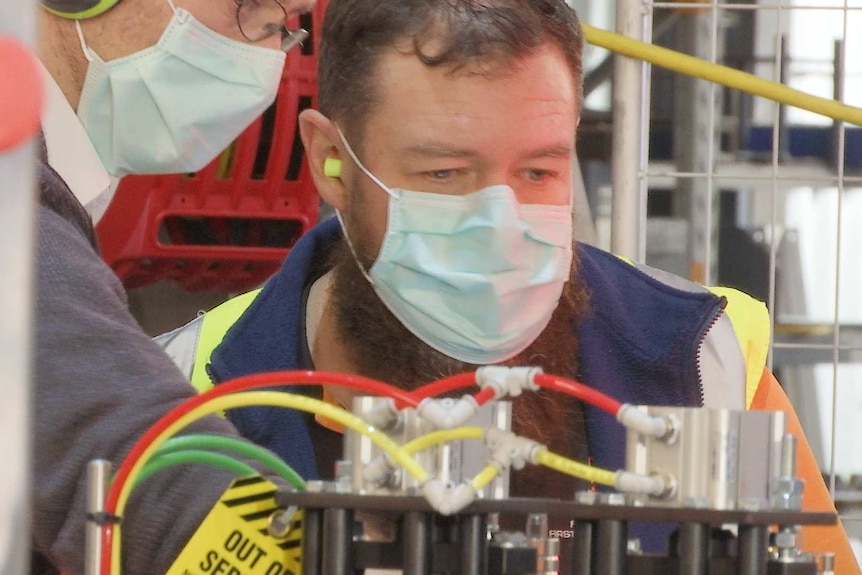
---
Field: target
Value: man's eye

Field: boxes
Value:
[524,169,554,182]
[426,169,459,181]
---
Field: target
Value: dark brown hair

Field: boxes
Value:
[318,0,584,140]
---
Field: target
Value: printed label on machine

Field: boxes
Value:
[166,475,302,575]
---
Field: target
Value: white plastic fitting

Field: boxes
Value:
[616,404,678,442]
[422,479,477,515]
[417,395,480,429]
[476,366,543,399]
[614,470,675,498]
[362,454,395,486]
[363,398,400,430]
[484,427,545,471]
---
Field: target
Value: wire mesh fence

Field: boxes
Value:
[585,0,862,559]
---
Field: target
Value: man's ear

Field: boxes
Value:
[300,109,348,211]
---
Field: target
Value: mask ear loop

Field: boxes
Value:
[334,125,399,200]
[75,0,178,63]
[74,20,94,63]
[164,0,187,22]
[332,124,399,286]
[334,210,377,287]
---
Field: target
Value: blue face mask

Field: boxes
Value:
[336,129,574,364]
[75,2,286,177]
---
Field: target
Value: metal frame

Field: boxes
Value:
[282,491,836,575]
[611,0,861,547]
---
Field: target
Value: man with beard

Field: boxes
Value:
[157,0,858,571]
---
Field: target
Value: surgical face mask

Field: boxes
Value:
[75,1,286,177]
[336,128,574,364]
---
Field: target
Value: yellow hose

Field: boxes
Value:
[534,449,616,487]
[470,464,502,491]
[582,23,862,126]
[112,391,429,575]
[401,427,498,493]
[401,426,486,455]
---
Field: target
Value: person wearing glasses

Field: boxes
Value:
[152,0,859,573]
[30,0,314,573]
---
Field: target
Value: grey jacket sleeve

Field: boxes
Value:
[32,204,279,575]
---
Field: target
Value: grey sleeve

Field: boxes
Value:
[32,205,277,575]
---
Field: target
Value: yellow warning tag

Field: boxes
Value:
[166,475,302,575]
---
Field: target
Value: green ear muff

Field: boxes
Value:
[41,0,121,20]
[324,158,342,178]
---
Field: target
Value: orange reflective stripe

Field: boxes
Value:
[313,387,347,434]
[751,369,861,575]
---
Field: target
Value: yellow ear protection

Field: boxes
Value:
[323,158,342,179]
[41,0,122,20]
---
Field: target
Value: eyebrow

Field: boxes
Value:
[523,143,575,160]
[403,142,574,160]
[403,143,479,159]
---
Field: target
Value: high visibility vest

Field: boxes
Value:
[157,282,769,410]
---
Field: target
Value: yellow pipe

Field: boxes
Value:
[582,23,862,126]
[534,449,616,487]
[112,391,429,575]
[403,429,616,493]
[401,427,486,456]
[401,427,498,493]
[470,464,502,491]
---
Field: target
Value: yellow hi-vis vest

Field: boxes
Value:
[157,282,769,411]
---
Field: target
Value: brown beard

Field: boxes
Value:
[328,227,594,499]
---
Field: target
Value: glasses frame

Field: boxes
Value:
[234,0,308,51]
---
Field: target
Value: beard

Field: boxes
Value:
[328,211,594,498]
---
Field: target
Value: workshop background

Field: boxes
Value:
[3,0,862,567]
[104,0,862,559]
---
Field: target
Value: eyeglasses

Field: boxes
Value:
[235,0,309,52]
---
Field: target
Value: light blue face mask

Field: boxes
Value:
[75,1,286,177]
[336,128,574,364]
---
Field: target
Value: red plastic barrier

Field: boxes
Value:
[96,5,326,292]
[0,36,43,151]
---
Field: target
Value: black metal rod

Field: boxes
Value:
[678,522,709,575]
[403,511,432,575]
[460,514,487,575]
[301,509,323,575]
[572,521,593,575]
[594,520,627,575]
[321,508,353,575]
[737,525,768,575]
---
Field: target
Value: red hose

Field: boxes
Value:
[405,370,624,413]
[100,369,623,573]
[471,386,497,406]
[533,373,622,415]
[101,369,419,575]
[402,372,477,407]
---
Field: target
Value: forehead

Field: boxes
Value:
[359,43,578,154]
